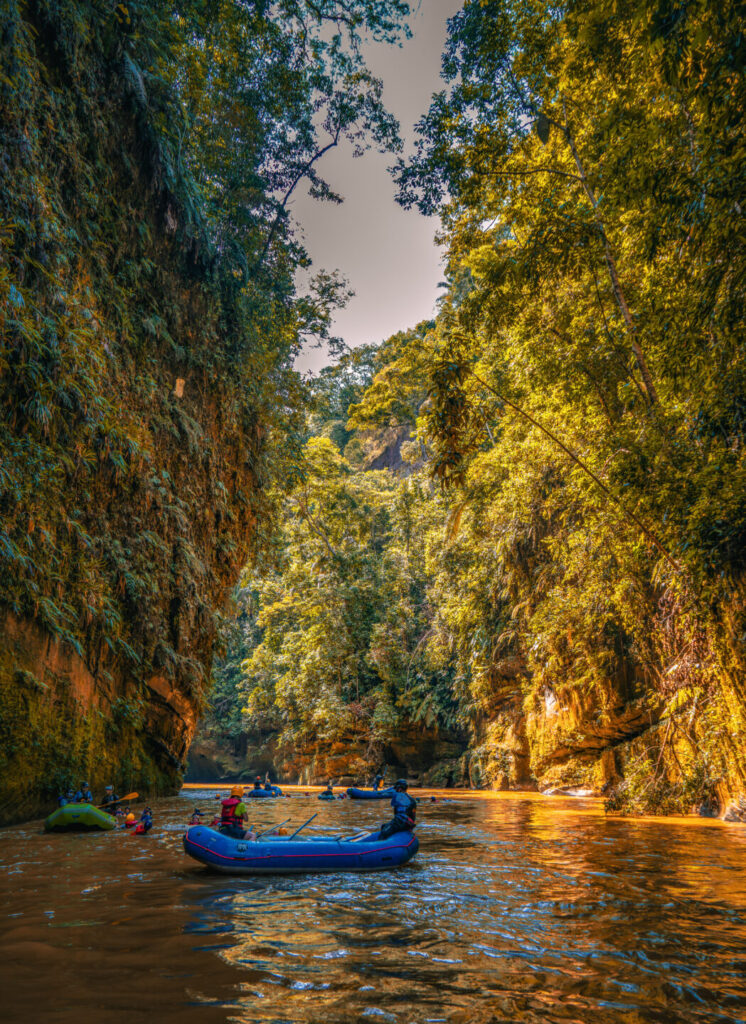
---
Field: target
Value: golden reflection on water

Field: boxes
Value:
[1,790,746,1023]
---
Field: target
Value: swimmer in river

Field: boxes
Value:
[189,809,204,825]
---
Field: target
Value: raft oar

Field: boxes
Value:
[288,813,317,840]
[98,791,138,809]
[256,818,290,839]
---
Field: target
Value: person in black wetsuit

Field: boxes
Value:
[102,785,121,815]
[378,779,416,840]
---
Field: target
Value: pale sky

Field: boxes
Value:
[292,0,463,374]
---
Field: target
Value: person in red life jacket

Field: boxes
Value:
[220,785,248,839]
[378,779,416,840]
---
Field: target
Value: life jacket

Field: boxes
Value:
[220,797,243,826]
[393,792,417,826]
[134,822,146,835]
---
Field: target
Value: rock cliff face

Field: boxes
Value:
[0,612,200,823]
[0,3,269,824]
[186,722,469,790]
[464,646,746,819]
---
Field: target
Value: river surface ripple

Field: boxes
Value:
[1,792,745,1023]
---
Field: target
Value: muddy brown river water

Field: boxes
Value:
[1,789,745,1023]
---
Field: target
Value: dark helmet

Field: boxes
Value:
[394,778,408,790]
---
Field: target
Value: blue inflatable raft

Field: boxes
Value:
[317,792,335,800]
[346,787,395,799]
[246,786,282,798]
[183,825,418,874]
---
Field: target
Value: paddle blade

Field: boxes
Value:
[99,791,138,808]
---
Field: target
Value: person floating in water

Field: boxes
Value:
[189,809,203,825]
[219,786,248,839]
[134,807,153,834]
[378,779,416,840]
[73,782,93,803]
[372,773,384,791]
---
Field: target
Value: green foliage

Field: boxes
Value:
[236,434,463,751]
[0,0,411,804]
[211,0,746,805]
[388,0,746,800]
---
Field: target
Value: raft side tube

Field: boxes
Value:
[44,803,117,832]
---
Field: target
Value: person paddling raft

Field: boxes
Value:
[73,782,93,803]
[220,786,249,839]
[57,789,73,807]
[102,785,121,815]
[372,773,384,791]
[378,779,416,840]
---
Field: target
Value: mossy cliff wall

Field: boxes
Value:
[0,612,198,821]
[465,634,746,820]
[0,4,273,823]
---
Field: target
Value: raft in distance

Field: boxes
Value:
[346,787,395,799]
